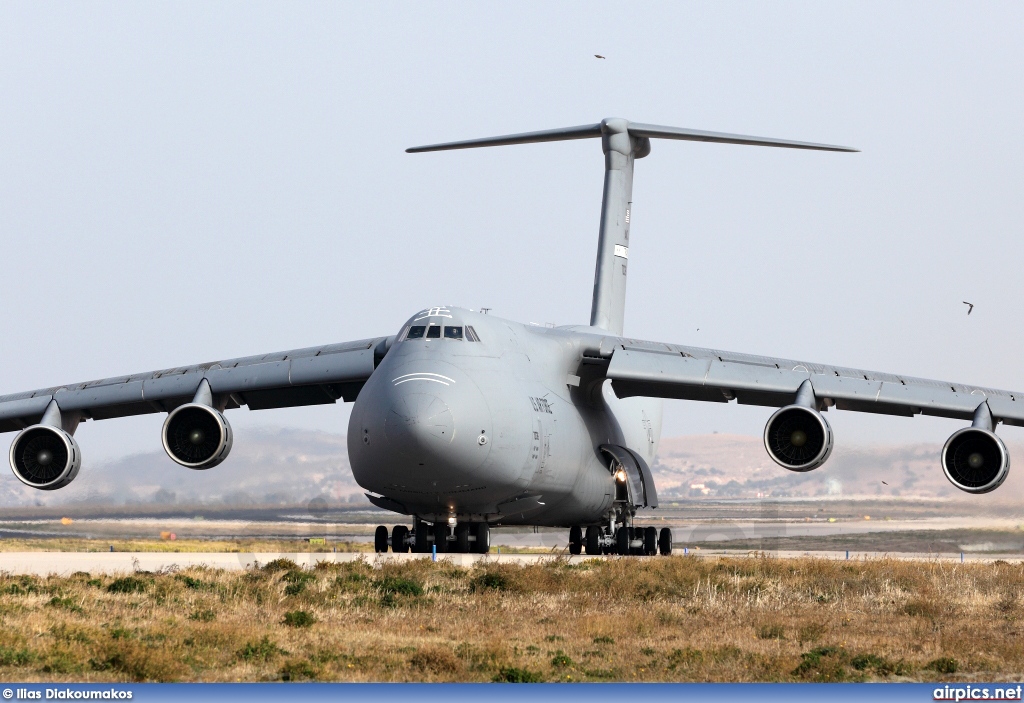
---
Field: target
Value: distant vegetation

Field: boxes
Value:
[0,555,1020,682]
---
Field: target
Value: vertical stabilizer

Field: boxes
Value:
[589,118,649,336]
[407,120,855,335]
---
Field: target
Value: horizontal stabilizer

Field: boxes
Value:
[407,118,857,153]
[627,123,857,152]
[406,123,602,152]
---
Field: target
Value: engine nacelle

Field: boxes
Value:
[764,405,834,472]
[161,403,233,469]
[941,427,1009,494]
[9,425,82,490]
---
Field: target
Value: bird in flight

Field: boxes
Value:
[881,481,888,485]
[963,301,974,315]
[594,54,605,59]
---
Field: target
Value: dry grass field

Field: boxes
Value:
[0,555,1021,683]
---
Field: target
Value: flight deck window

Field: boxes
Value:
[444,326,463,340]
[426,325,441,339]
[466,326,481,342]
[407,326,426,339]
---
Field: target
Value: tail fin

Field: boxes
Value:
[408,118,856,335]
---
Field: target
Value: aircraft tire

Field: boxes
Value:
[568,526,582,555]
[433,523,449,554]
[414,523,429,553]
[392,525,409,554]
[454,524,471,553]
[644,526,657,556]
[630,527,644,556]
[474,523,490,554]
[616,527,630,556]
[658,527,673,556]
[585,526,601,555]
[374,525,389,553]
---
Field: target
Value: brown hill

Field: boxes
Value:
[655,434,1024,503]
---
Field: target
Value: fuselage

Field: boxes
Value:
[347,306,663,526]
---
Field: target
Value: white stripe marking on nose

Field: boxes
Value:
[392,372,456,383]
[393,378,450,386]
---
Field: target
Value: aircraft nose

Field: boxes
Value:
[384,392,455,457]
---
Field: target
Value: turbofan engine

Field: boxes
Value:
[161,403,233,469]
[9,424,82,490]
[763,405,834,472]
[941,427,1009,494]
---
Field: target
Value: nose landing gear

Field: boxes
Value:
[373,519,491,554]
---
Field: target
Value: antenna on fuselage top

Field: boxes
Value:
[407,118,856,336]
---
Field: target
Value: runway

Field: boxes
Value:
[0,549,1020,575]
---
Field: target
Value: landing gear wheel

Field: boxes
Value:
[392,525,409,554]
[658,527,673,556]
[630,527,644,555]
[474,522,490,554]
[374,525,389,553]
[644,526,657,556]
[568,526,582,555]
[433,523,449,553]
[616,527,630,555]
[585,526,601,555]
[455,524,471,553]
[414,522,429,553]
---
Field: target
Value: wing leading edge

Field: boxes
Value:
[602,339,1024,426]
[0,336,392,434]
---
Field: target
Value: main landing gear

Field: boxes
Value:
[374,519,490,554]
[568,524,672,556]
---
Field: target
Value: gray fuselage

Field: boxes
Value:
[347,307,662,526]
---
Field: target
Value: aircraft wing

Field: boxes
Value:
[0,336,392,434]
[601,338,1024,426]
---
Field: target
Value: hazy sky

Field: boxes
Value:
[2,3,1024,464]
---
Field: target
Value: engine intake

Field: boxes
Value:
[162,403,233,469]
[764,405,833,472]
[9,425,82,490]
[941,427,1009,494]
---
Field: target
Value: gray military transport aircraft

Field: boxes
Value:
[2,118,1020,557]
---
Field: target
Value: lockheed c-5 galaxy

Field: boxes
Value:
[2,118,1020,557]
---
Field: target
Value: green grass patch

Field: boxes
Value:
[792,646,848,681]
[926,657,958,674]
[238,635,284,662]
[376,575,423,597]
[175,574,214,590]
[282,610,316,628]
[493,666,543,683]
[107,577,147,594]
[46,596,82,613]
[0,645,34,666]
[550,651,573,668]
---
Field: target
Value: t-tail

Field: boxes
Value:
[407,118,856,336]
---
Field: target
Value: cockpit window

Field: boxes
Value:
[426,325,441,339]
[406,326,426,340]
[466,326,481,342]
[444,326,463,340]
